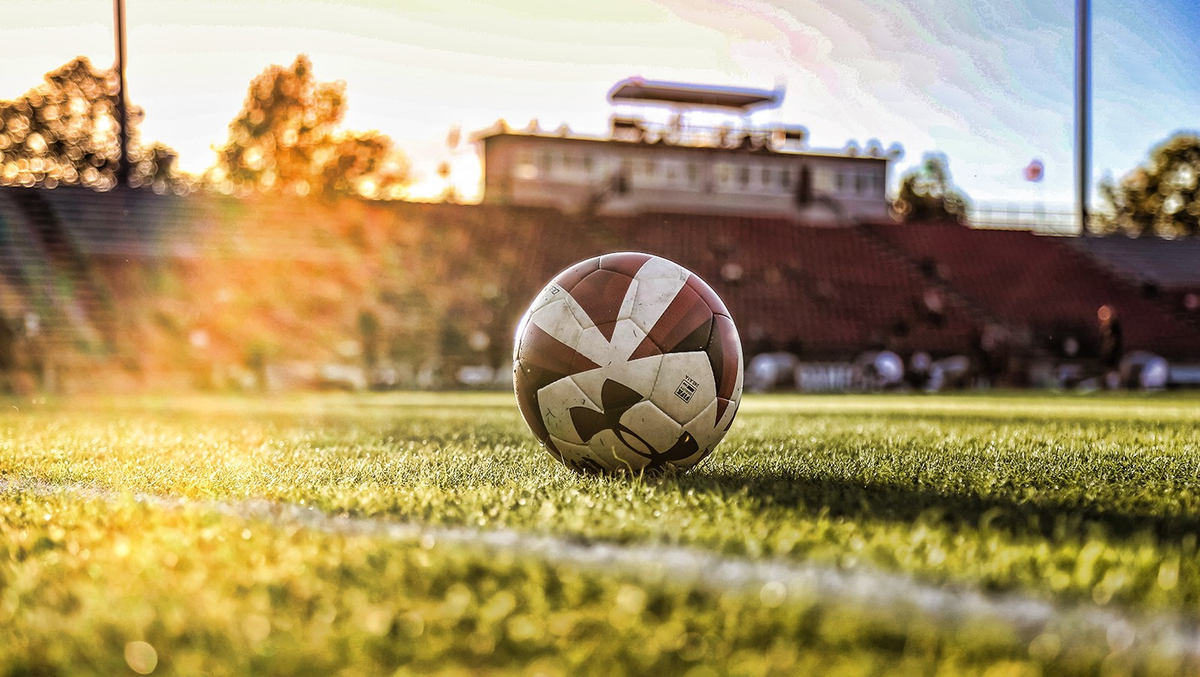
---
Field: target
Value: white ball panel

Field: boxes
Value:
[621,401,685,456]
[628,275,689,336]
[571,355,662,409]
[681,397,722,463]
[561,276,640,332]
[633,255,688,282]
[538,376,600,445]
[549,434,622,473]
[527,280,568,317]
[683,395,719,431]
[648,352,717,426]
[588,429,653,472]
[553,429,652,473]
[575,318,648,368]
[564,293,597,330]
[616,278,640,322]
[526,299,583,352]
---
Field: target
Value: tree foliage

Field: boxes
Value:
[893,153,970,223]
[0,57,182,191]
[1096,133,1200,237]
[211,55,409,199]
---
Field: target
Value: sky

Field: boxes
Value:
[2,0,1197,205]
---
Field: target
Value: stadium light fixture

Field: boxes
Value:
[1076,0,1091,234]
[113,0,130,188]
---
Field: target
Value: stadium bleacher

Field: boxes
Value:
[1067,235,1200,322]
[1,185,1198,389]
[596,213,978,358]
[427,208,979,359]
[863,220,1200,360]
[1069,236,1200,292]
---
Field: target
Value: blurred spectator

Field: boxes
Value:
[1119,350,1169,390]
[855,350,904,390]
[358,309,380,370]
[1184,293,1199,312]
[1062,335,1080,358]
[19,312,51,393]
[906,352,972,392]
[747,351,799,392]
[921,288,946,326]
[0,317,14,393]
[906,352,933,390]
[930,355,972,391]
[1098,305,1123,371]
[1055,363,1089,390]
[972,323,1008,387]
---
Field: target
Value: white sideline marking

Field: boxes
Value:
[4,477,1200,663]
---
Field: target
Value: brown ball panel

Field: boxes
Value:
[553,256,602,294]
[707,314,741,408]
[568,269,637,339]
[686,273,731,318]
[599,251,653,278]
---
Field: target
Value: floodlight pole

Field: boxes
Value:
[113,0,130,188]
[1075,0,1091,234]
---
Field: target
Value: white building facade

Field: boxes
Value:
[478,129,892,222]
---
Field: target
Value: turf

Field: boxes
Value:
[2,392,1200,675]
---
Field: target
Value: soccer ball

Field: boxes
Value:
[513,252,743,475]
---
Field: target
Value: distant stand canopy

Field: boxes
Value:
[608,77,782,112]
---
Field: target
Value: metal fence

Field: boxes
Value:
[967,203,1081,235]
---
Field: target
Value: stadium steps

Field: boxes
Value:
[1050,237,1200,331]
[1068,236,1200,290]
[590,212,979,358]
[854,221,1004,330]
[1064,236,1200,329]
[865,220,1200,360]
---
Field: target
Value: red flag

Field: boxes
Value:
[1024,159,1044,182]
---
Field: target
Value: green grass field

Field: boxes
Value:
[3,392,1200,675]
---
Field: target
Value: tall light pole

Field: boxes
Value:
[1076,0,1091,234]
[113,0,130,188]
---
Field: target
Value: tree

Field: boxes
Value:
[1096,133,1200,237]
[211,55,409,199]
[0,57,183,191]
[893,153,970,223]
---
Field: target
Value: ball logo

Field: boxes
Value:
[567,378,701,471]
[675,375,699,403]
[514,252,743,474]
